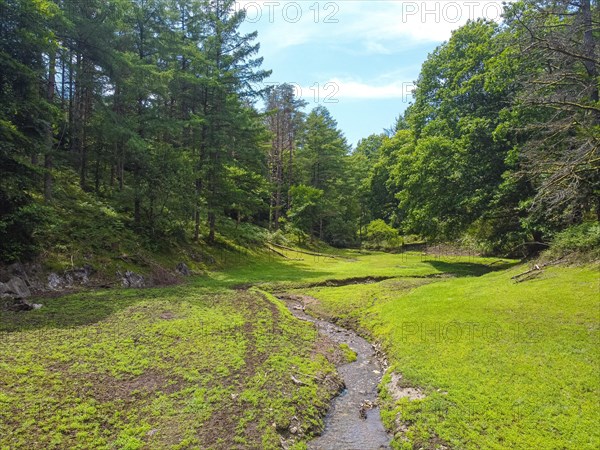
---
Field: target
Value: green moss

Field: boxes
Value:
[339,343,357,363]
[0,285,338,449]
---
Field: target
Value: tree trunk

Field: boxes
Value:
[581,0,599,125]
[44,154,53,202]
[208,211,215,243]
[319,217,324,240]
[44,47,56,202]
[134,195,141,228]
[194,179,201,241]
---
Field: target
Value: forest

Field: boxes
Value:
[1,0,597,263]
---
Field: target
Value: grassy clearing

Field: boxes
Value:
[2,249,596,449]
[0,285,341,449]
[198,249,515,291]
[298,263,600,449]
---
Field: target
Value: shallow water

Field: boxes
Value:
[281,297,392,450]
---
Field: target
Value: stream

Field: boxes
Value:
[280,295,392,450]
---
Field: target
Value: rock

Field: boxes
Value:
[32,303,43,310]
[48,272,64,290]
[5,299,33,311]
[120,271,145,288]
[0,276,35,311]
[289,426,298,435]
[64,264,94,285]
[48,265,95,290]
[5,277,31,299]
[176,262,191,276]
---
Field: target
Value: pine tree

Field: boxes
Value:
[197,0,270,242]
[264,83,306,229]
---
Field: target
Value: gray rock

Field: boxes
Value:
[48,272,64,290]
[65,264,94,285]
[0,277,33,311]
[48,265,95,290]
[5,277,31,299]
[120,271,145,288]
[176,262,191,276]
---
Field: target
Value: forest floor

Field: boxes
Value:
[1,250,598,449]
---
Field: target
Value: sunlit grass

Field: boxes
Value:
[0,286,337,449]
[2,249,594,449]
[301,264,600,449]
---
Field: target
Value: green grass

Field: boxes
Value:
[1,249,596,449]
[197,249,515,291]
[299,263,600,449]
[0,285,339,449]
[339,343,357,363]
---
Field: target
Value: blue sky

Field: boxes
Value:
[237,1,505,147]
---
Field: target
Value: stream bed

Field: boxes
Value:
[280,295,392,450]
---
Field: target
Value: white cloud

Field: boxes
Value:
[238,1,509,55]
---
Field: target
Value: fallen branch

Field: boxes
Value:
[511,254,569,281]
[266,245,303,260]
[511,265,542,280]
[515,271,543,283]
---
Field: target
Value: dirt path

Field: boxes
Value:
[278,295,392,450]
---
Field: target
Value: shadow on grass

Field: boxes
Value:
[1,256,334,334]
[424,259,518,277]
[1,255,516,333]
[193,256,336,289]
[0,288,157,333]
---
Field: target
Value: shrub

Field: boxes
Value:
[364,220,402,249]
[546,222,600,261]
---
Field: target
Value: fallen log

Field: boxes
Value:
[266,245,303,260]
[511,254,569,281]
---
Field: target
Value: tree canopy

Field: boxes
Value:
[0,0,598,261]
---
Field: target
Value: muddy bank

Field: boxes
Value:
[278,294,392,450]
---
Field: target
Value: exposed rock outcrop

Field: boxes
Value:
[176,262,191,276]
[120,270,146,288]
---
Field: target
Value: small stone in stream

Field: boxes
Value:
[373,370,381,374]
[359,399,376,419]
